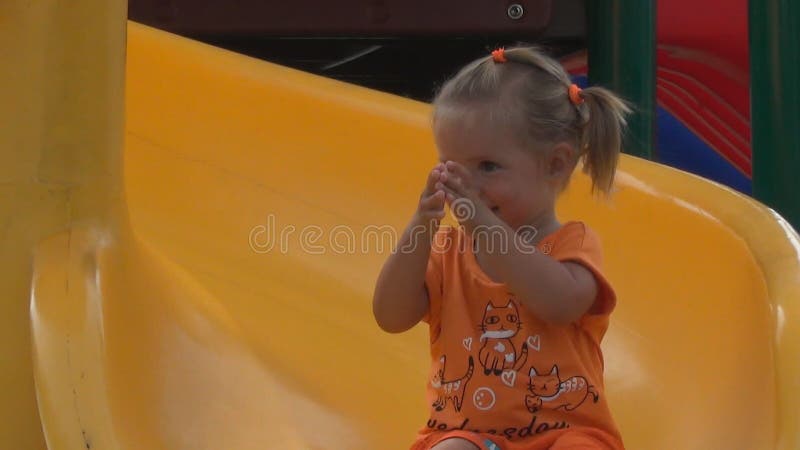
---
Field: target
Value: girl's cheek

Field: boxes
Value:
[483,183,510,202]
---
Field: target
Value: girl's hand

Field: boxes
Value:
[438,161,495,231]
[415,163,447,224]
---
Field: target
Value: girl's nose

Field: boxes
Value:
[473,179,487,199]
[477,191,490,206]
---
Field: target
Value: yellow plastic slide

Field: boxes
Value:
[4,17,800,450]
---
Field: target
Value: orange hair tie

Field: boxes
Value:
[491,48,507,63]
[568,83,584,105]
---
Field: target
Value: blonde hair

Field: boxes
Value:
[432,46,631,195]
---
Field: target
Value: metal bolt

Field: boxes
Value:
[507,3,524,20]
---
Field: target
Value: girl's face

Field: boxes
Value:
[433,111,566,231]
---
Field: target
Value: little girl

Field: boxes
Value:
[372,47,630,450]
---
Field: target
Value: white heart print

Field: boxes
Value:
[501,370,516,387]
[463,337,473,351]
[527,335,541,351]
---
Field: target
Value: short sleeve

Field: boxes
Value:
[547,222,616,316]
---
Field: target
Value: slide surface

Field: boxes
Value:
[28,23,800,449]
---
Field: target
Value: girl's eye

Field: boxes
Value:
[478,161,500,172]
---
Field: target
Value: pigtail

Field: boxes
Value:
[578,87,632,196]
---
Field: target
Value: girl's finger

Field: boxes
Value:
[418,197,445,217]
[444,161,471,181]
[441,175,468,197]
[420,189,446,209]
[443,164,472,190]
[429,168,443,188]
[435,181,461,199]
[422,168,442,196]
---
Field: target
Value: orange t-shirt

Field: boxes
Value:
[412,221,623,450]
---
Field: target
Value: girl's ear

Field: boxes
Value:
[546,142,578,182]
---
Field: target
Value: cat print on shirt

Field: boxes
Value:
[525,365,599,413]
[478,301,529,376]
[431,355,475,412]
